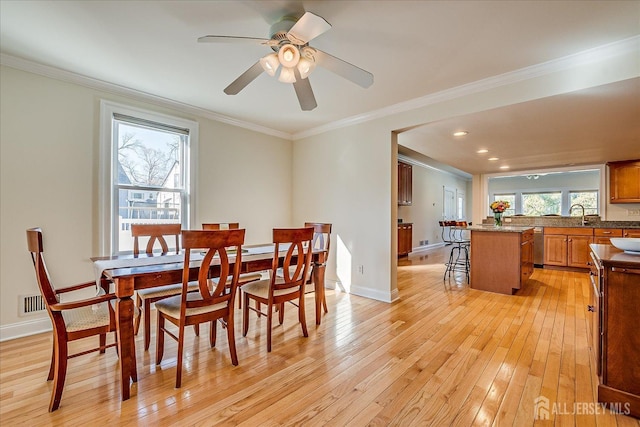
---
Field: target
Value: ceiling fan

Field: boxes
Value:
[198,11,374,111]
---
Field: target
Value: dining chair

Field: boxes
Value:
[202,222,240,230]
[131,223,199,351]
[242,227,314,352]
[26,227,136,411]
[155,229,245,388]
[277,222,332,314]
[203,223,262,308]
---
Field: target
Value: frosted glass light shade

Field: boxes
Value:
[278,67,297,83]
[297,57,316,79]
[277,44,300,68]
[259,53,279,76]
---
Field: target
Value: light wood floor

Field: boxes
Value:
[2,246,639,426]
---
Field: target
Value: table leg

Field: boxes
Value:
[312,261,327,325]
[115,278,136,401]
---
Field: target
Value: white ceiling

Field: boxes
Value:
[1,1,639,175]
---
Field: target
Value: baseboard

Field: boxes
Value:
[412,242,446,253]
[0,317,51,342]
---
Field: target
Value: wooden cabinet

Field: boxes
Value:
[543,227,593,269]
[398,223,412,257]
[590,245,640,418]
[593,228,623,244]
[398,162,412,206]
[520,229,534,283]
[470,227,533,294]
[608,159,640,203]
[623,229,640,238]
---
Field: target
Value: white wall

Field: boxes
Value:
[0,65,292,339]
[398,163,471,249]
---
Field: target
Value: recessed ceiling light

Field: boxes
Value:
[488,157,499,161]
[453,131,469,137]
[477,149,489,154]
[500,165,510,169]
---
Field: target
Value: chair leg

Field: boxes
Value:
[210,320,217,347]
[99,333,106,354]
[226,315,238,366]
[266,303,273,352]
[47,343,55,381]
[155,314,165,365]
[278,302,285,325]
[49,339,67,412]
[194,324,200,337]
[144,298,152,351]
[134,294,142,335]
[242,293,250,337]
[322,295,328,314]
[175,324,185,388]
[299,294,308,338]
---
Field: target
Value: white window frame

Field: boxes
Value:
[99,100,198,255]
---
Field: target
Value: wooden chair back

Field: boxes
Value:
[181,229,245,310]
[131,223,181,255]
[304,222,332,254]
[202,223,240,230]
[270,227,314,293]
[27,228,59,306]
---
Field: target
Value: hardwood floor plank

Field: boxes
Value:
[1,246,638,426]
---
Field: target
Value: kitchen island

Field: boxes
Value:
[589,244,640,418]
[468,225,534,294]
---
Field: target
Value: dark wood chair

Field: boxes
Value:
[202,222,240,230]
[26,227,136,411]
[131,223,199,351]
[155,229,245,388]
[203,223,262,307]
[277,222,332,313]
[242,227,314,352]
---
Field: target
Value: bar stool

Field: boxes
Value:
[441,220,470,284]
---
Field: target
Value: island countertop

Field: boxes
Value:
[589,243,640,268]
[467,225,534,233]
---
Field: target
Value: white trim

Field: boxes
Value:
[0,317,51,342]
[348,284,395,303]
[2,36,637,142]
[292,36,640,140]
[398,154,472,180]
[98,100,199,255]
[0,53,291,140]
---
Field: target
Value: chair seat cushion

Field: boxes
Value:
[155,292,227,319]
[136,282,199,300]
[241,278,299,299]
[62,302,111,332]
[213,272,263,286]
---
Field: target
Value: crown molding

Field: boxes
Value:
[2,35,637,142]
[292,35,640,140]
[0,53,292,140]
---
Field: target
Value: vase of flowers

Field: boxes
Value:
[490,200,510,227]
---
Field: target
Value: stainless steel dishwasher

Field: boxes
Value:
[534,227,544,267]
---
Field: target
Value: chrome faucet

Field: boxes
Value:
[570,203,587,226]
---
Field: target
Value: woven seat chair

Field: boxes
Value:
[27,227,137,411]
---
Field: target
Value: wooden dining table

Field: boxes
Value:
[92,245,327,401]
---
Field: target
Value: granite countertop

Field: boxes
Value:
[481,216,640,229]
[467,225,534,233]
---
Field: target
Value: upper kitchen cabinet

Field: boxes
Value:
[608,159,640,203]
[398,161,412,206]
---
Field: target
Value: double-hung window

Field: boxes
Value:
[100,101,198,255]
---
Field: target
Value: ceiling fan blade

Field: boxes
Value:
[224,61,264,95]
[293,69,317,111]
[315,49,374,88]
[198,35,276,46]
[286,12,331,45]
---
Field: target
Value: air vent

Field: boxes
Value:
[19,294,46,316]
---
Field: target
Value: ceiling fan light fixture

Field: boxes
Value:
[278,44,300,68]
[259,53,279,76]
[278,66,297,83]
[297,57,316,79]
